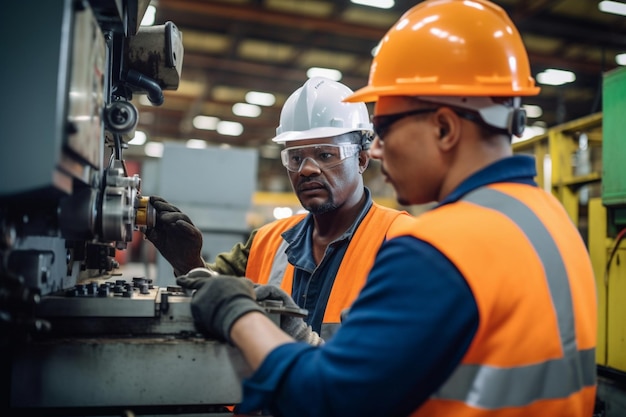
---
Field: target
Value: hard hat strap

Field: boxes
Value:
[418,96,526,137]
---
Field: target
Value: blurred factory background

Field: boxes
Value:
[126,0,626,213]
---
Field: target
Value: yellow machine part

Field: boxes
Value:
[589,198,626,372]
[514,112,626,374]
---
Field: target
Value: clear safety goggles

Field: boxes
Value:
[280,143,361,172]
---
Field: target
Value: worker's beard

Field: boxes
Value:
[304,199,337,215]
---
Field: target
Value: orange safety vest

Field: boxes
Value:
[245,203,407,338]
[385,183,597,417]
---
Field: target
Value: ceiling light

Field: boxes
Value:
[616,53,626,66]
[306,67,342,81]
[217,121,243,136]
[140,5,156,26]
[599,1,626,16]
[536,69,576,86]
[233,102,261,117]
[371,42,381,57]
[350,0,394,9]
[273,207,293,220]
[128,130,147,145]
[193,115,219,130]
[186,139,207,149]
[523,104,543,118]
[246,91,276,106]
[144,142,163,158]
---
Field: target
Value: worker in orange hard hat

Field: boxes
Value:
[174,1,598,416]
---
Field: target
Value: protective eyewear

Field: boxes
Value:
[280,143,361,172]
[372,108,439,141]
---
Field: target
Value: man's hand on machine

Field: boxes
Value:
[144,196,205,275]
[176,268,265,343]
[176,269,323,346]
[254,285,324,346]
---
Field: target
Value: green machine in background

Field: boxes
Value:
[592,64,626,416]
[602,66,626,214]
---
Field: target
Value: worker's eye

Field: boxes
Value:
[317,151,337,161]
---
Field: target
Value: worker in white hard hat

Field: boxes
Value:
[146,76,410,343]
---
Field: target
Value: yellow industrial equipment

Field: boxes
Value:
[513,66,626,416]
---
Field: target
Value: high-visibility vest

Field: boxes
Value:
[385,183,597,417]
[246,203,407,338]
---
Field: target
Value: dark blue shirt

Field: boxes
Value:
[281,188,374,334]
[238,155,538,417]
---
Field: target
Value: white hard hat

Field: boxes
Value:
[272,77,373,144]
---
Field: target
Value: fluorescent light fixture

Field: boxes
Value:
[616,53,626,66]
[217,121,243,136]
[306,67,342,81]
[523,104,543,119]
[233,102,261,118]
[144,142,163,158]
[536,69,575,86]
[273,207,293,220]
[246,91,276,106]
[128,130,147,145]
[350,0,394,9]
[186,139,207,149]
[140,5,156,26]
[371,42,381,57]
[599,0,626,16]
[193,115,219,130]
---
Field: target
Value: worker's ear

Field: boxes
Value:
[435,108,461,152]
[358,149,370,174]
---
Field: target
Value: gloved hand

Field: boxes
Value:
[176,268,265,343]
[145,196,205,275]
[254,284,324,346]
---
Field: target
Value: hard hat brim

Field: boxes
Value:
[344,84,541,104]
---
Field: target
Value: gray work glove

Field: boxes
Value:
[176,268,265,343]
[145,196,205,275]
[254,284,324,346]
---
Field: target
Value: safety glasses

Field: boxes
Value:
[280,143,361,172]
[372,108,439,141]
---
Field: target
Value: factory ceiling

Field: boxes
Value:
[128,0,626,176]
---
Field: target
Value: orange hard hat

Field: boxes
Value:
[345,0,540,103]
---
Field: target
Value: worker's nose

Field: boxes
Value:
[297,157,322,174]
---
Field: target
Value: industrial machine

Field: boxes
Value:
[0,1,298,415]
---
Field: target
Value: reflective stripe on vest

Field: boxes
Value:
[245,214,305,287]
[432,187,595,409]
[267,239,290,287]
